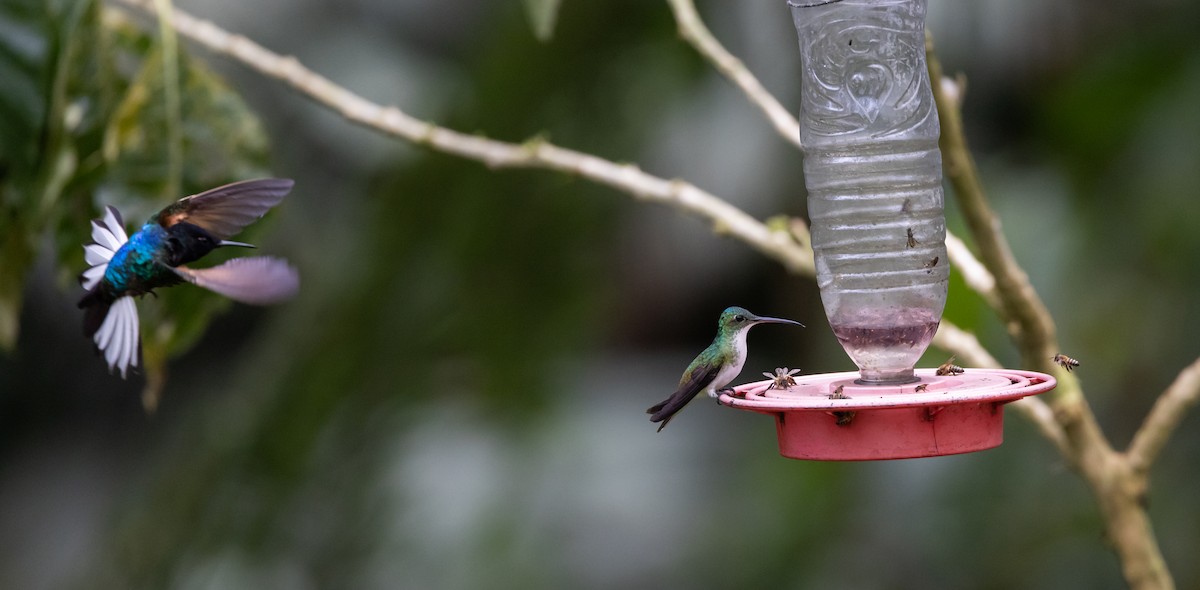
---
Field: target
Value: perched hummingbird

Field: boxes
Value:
[647,306,803,432]
[78,178,300,377]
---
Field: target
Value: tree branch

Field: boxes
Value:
[112,0,815,276]
[927,30,1176,590]
[1127,356,1200,473]
[666,0,801,148]
[926,33,1059,372]
[944,230,999,309]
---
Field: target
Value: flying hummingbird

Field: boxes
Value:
[647,306,803,432]
[78,178,300,377]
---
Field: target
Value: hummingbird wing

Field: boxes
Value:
[647,362,720,432]
[80,206,129,290]
[92,295,140,378]
[155,178,294,239]
[170,256,299,304]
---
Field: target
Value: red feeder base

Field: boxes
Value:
[719,368,1056,461]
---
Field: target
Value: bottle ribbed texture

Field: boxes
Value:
[792,0,947,383]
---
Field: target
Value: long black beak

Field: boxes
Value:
[218,240,256,249]
[754,316,805,328]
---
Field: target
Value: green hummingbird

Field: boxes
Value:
[647,306,804,432]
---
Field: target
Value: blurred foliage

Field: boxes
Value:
[0,0,271,405]
[83,2,672,587]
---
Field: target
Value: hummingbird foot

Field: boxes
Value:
[712,387,735,399]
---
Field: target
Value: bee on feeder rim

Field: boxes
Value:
[1053,354,1080,372]
[915,384,928,392]
[764,367,800,389]
[936,356,965,376]
[906,227,918,248]
[827,385,854,425]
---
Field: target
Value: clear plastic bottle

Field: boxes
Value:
[789,0,948,384]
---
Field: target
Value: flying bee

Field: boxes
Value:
[1052,354,1080,372]
[906,228,918,248]
[915,384,928,392]
[764,367,800,389]
[923,256,939,274]
[936,356,965,376]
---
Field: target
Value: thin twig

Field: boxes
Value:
[926,32,1058,371]
[666,0,801,148]
[1127,356,1200,473]
[933,321,998,369]
[112,0,814,277]
[944,231,999,309]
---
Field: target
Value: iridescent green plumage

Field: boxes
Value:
[647,307,803,431]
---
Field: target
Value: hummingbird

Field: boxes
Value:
[647,306,803,432]
[78,178,300,377]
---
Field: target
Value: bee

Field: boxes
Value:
[1052,354,1080,372]
[829,384,847,399]
[906,228,918,248]
[923,256,939,274]
[764,367,800,389]
[915,384,928,392]
[936,356,965,376]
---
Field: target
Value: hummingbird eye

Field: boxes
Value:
[734,315,746,322]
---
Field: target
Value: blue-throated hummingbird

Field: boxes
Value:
[78,178,299,376]
[647,306,803,431]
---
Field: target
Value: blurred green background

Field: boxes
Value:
[2,0,1199,588]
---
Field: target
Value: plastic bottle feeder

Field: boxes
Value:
[719,0,1055,460]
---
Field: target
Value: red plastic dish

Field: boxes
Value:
[719,368,1056,460]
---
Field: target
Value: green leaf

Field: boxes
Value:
[0,1,274,398]
[0,0,100,349]
[522,0,562,42]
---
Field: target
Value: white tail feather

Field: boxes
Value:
[81,206,129,290]
[94,296,139,378]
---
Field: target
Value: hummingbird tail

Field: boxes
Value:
[78,290,140,378]
[648,363,720,432]
[647,394,696,432]
[78,288,113,338]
